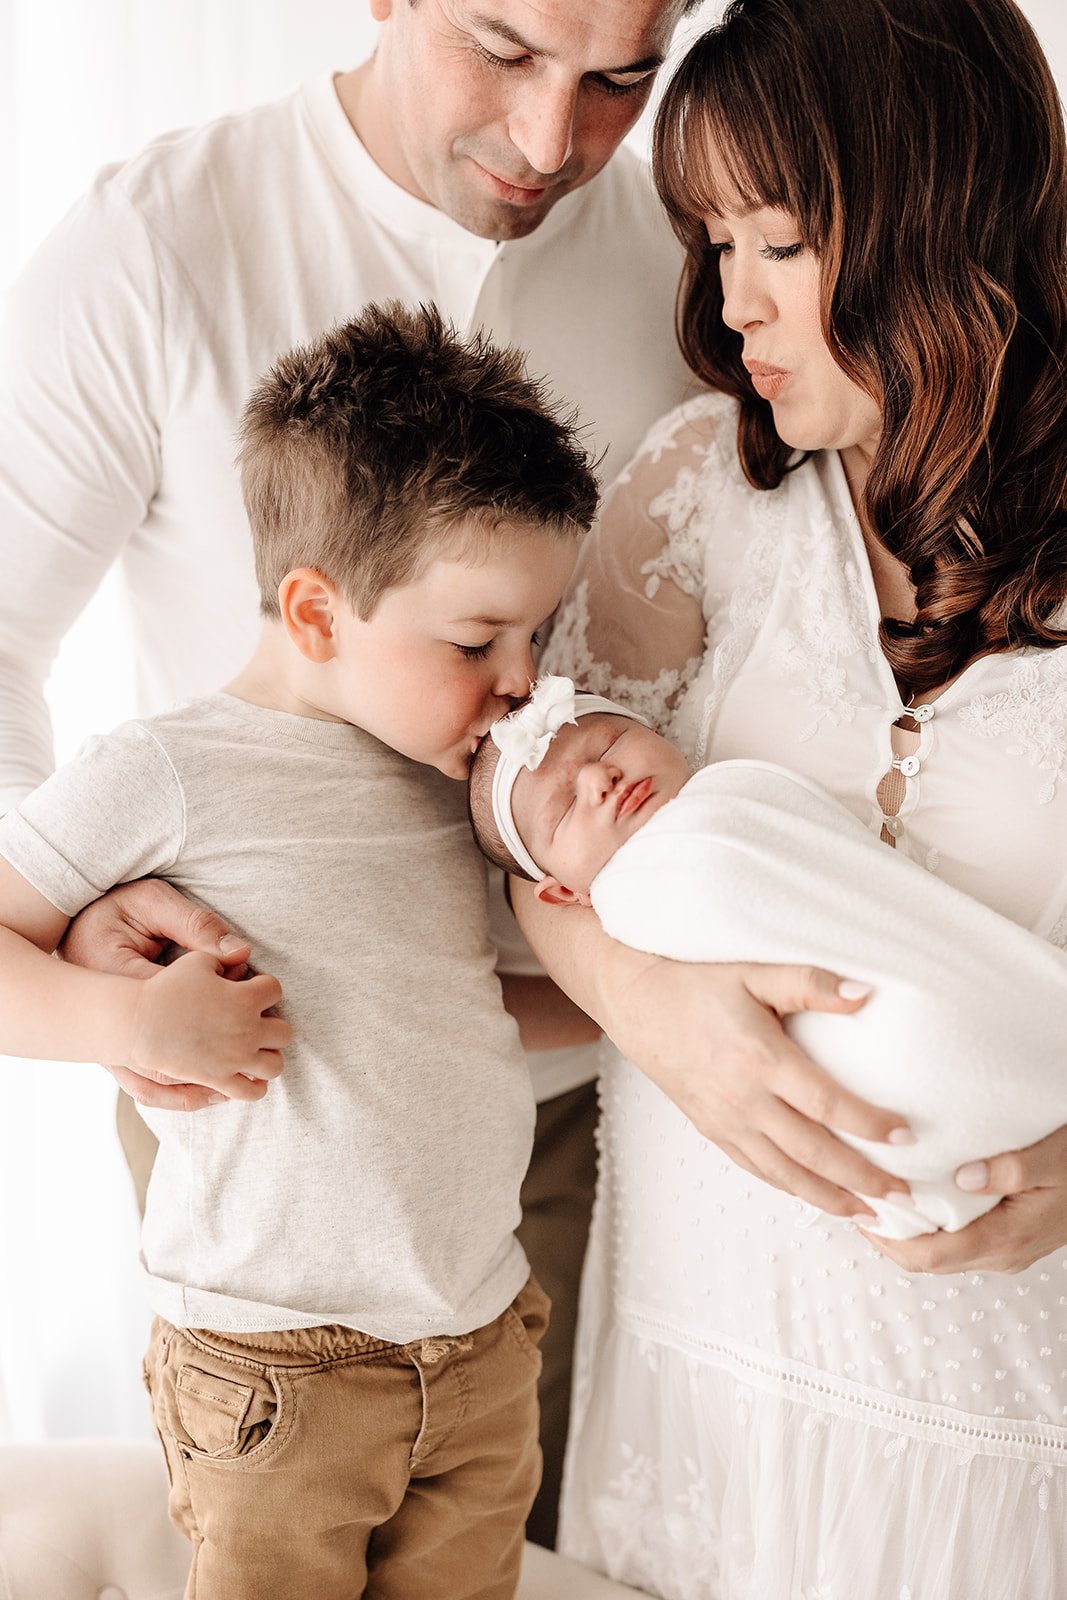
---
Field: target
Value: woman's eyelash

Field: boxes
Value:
[457,642,491,660]
[706,240,804,262]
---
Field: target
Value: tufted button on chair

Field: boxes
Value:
[0,1438,650,1599]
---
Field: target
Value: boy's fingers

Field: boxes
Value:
[246,971,284,1011]
[260,1017,293,1053]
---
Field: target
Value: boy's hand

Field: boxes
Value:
[126,952,290,1100]
[59,878,255,1108]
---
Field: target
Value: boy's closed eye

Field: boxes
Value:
[453,627,545,662]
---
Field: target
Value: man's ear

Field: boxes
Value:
[534,876,592,909]
[278,569,338,664]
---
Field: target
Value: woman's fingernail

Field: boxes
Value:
[887,1126,917,1146]
[886,1188,915,1208]
[206,1093,227,1106]
[850,1214,874,1228]
[956,1160,990,1192]
[219,934,247,955]
[838,979,872,1000]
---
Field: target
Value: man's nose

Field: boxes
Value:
[507,80,577,176]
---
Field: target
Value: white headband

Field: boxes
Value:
[488,675,650,880]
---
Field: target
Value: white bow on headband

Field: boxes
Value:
[491,675,578,771]
[488,675,651,880]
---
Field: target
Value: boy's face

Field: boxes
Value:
[511,712,690,898]
[327,526,576,779]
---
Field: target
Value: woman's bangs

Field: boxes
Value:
[654,32,824,247]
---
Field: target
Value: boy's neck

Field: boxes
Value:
[222,622,346,723]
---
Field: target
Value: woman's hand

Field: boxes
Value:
[59,878,253,1110]
[858,1123,1067,1274]
[512,880,913,1220]
[612,953,912,1220]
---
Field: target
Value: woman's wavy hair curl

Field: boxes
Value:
[653,0,1067,695]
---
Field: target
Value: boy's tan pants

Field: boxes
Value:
[143,1277,548,1600]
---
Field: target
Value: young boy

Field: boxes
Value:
[469,675,1067,1241]
[0,307,598,1600]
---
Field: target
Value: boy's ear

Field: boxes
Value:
[534,876,592,909]
[278,569,339,664]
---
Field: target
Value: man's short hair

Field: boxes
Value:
[238,302,599,617]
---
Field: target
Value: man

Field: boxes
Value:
[0,0,696,1546]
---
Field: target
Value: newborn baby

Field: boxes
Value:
[469,676,1067,1240]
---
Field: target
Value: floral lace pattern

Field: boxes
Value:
[540,577,702,732]
[958,651,1067,804]
[691,477,882,765]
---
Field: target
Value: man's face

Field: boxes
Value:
[360,0,686,240]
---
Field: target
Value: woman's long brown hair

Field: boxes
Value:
[653,0,1067,696]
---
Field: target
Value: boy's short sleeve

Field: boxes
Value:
[0,722,185,917]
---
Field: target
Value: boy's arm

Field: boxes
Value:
[0,856,289,1097]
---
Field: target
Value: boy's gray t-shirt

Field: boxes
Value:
[0,694,533,1340]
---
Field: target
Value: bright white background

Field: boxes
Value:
[0,0,1064,1442]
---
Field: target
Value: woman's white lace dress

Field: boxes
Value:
[541,392,1067,1600]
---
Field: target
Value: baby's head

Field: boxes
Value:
[468,676,691,902]
[235,304,598,777]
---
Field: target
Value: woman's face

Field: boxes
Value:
[704,182,882,463]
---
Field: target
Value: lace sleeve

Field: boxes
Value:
[541,394,735,732]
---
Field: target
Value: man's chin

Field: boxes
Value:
[443,189,562,241]
[434,163,578,240]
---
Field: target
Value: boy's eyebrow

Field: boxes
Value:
[467,11,664,75]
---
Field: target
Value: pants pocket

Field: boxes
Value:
[176,1362,278,1459]
[149,1326,284,1467]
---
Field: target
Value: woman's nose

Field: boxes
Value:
[720,258,777,334]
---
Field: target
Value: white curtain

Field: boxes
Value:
[0,0,1063,1444]
[0,0,381,1444]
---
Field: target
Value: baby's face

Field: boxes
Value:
[511,713,690,898]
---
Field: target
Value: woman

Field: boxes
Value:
[525,0,1067,1592]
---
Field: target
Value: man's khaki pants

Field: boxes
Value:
[143,1278,548,1600]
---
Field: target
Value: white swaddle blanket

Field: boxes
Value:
[590,759,1067,1239]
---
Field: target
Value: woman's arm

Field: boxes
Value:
[0,859,289,1096]
[512,880,912,1219]
[533,403,906,1217]
[58,876,257,1108]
